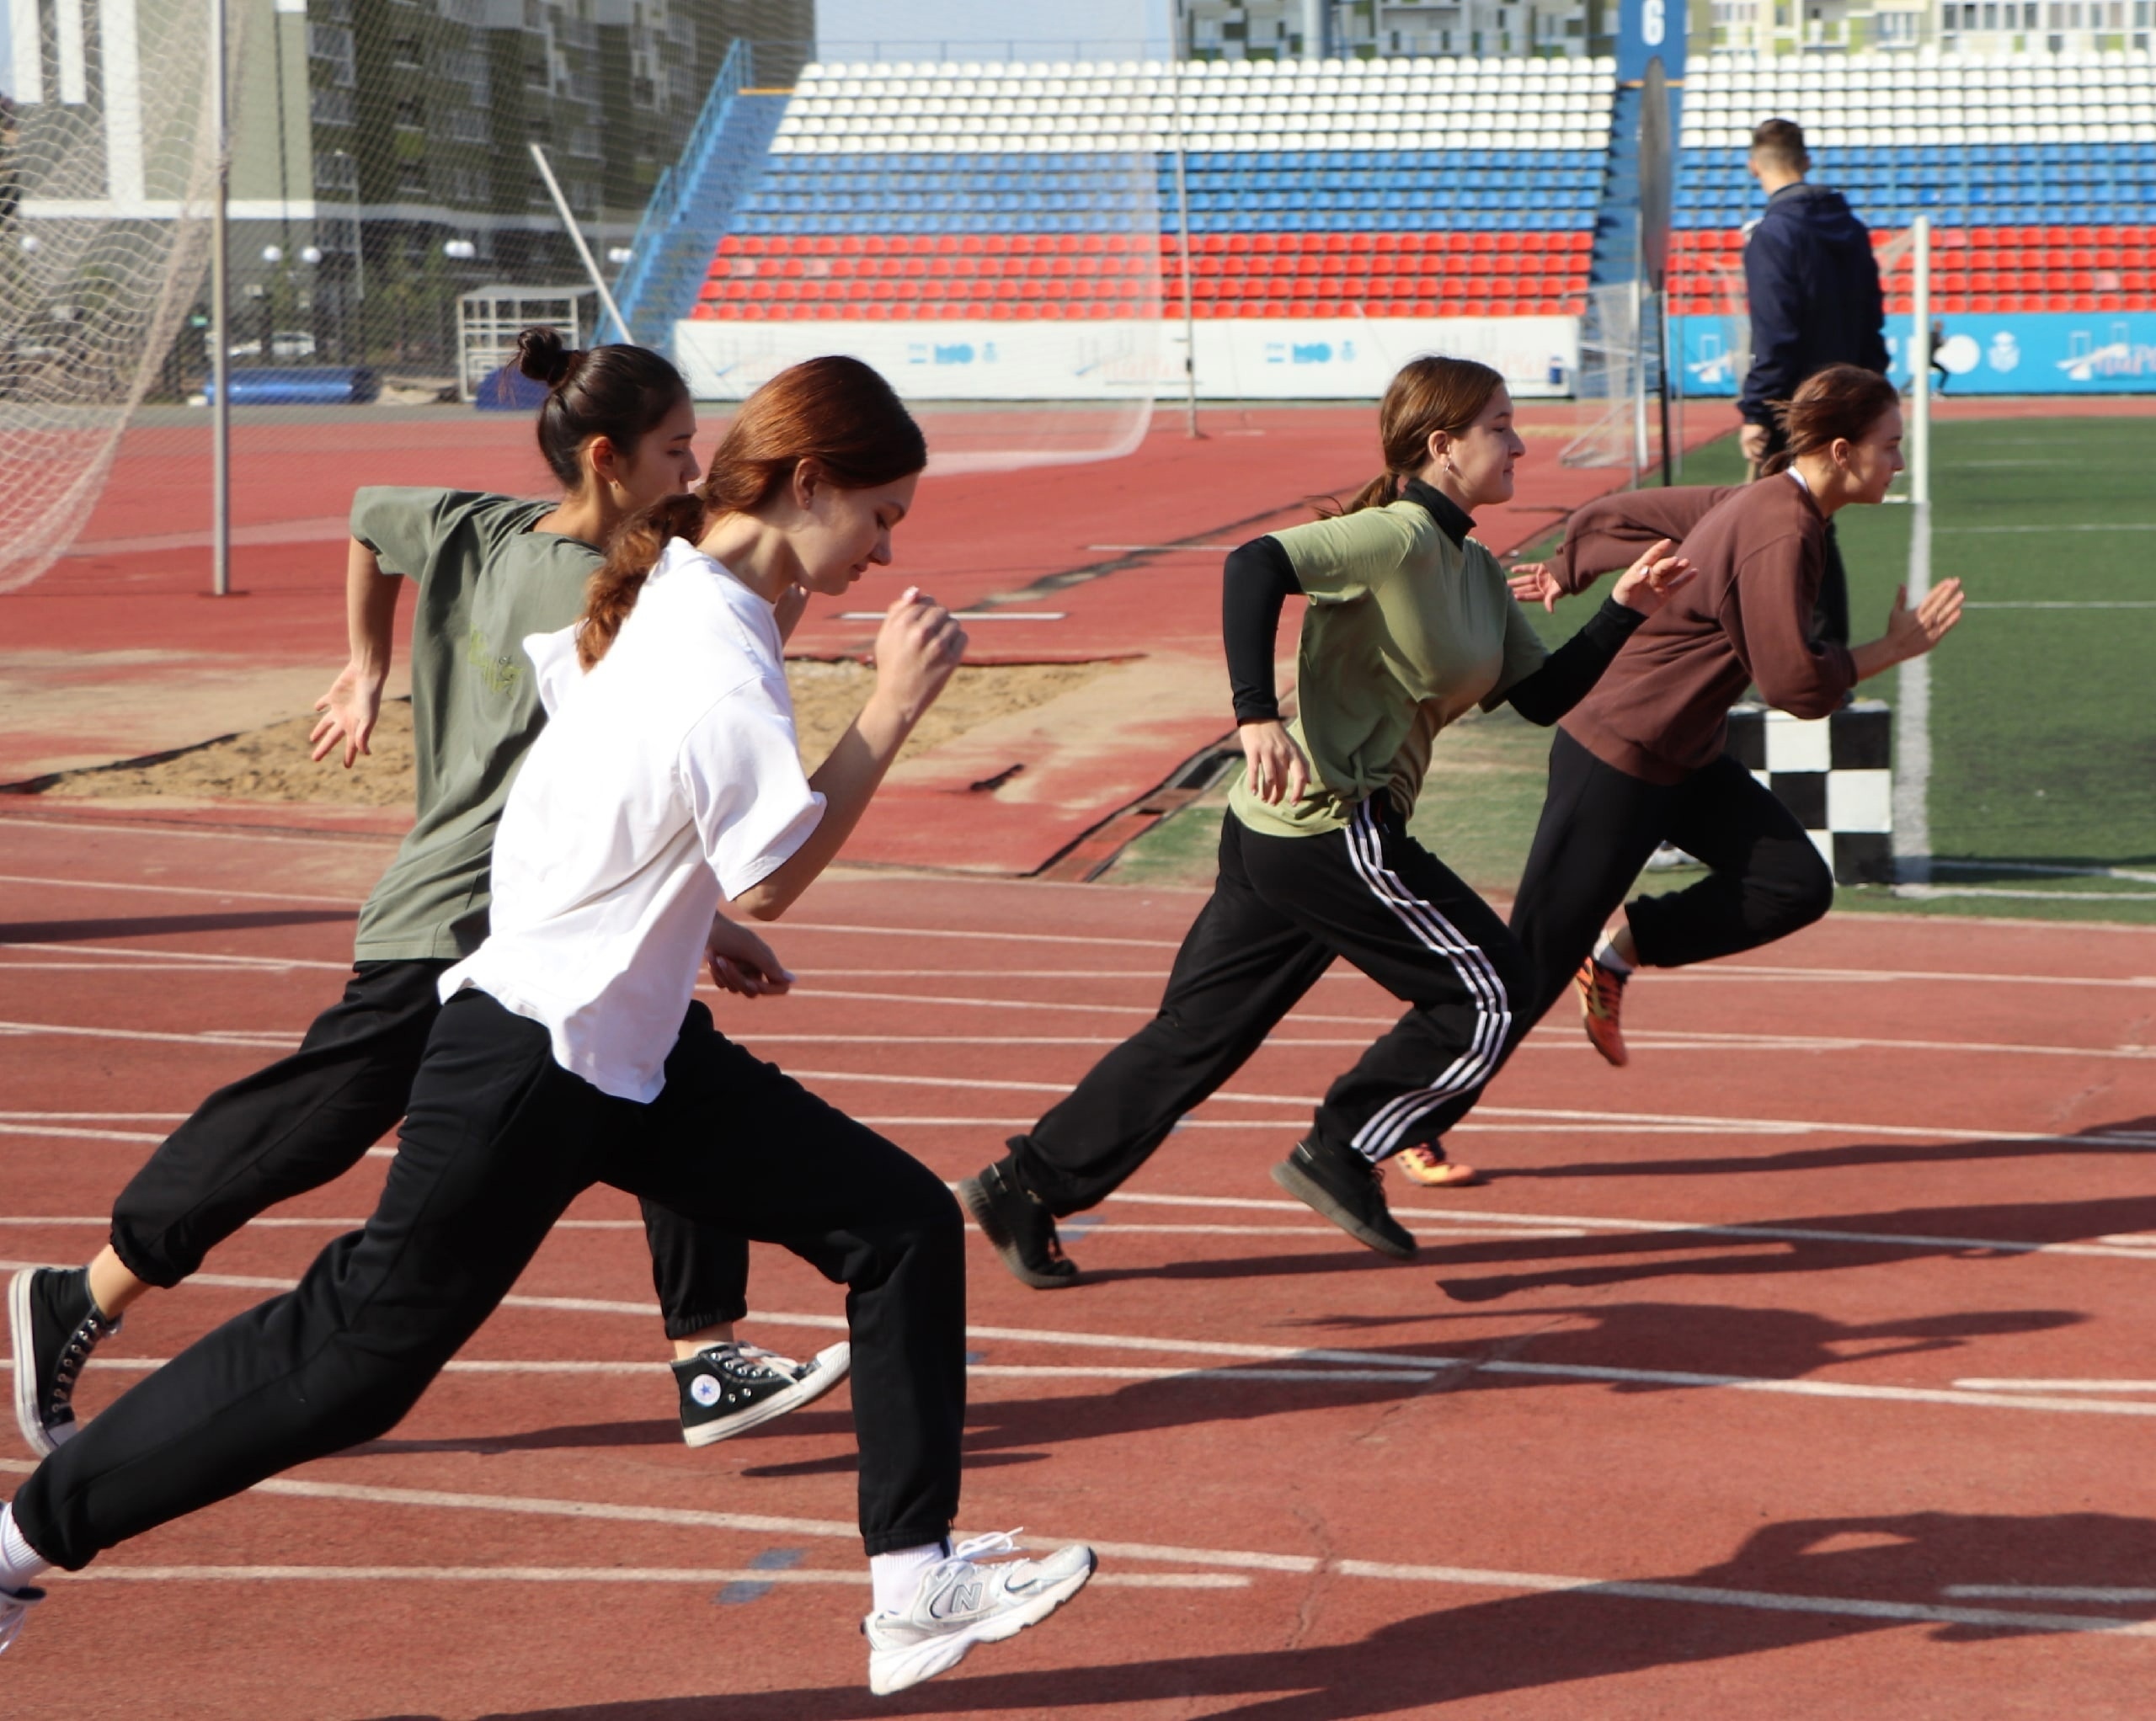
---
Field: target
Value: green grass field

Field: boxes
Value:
[1105,413,2156,925]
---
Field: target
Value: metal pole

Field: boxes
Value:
[529,142,632,342]
[1629,268,1646,484]
[1168,7,1201,437]
[1909,214,1931,508]
[210,0,230,597]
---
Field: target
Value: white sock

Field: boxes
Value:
[869,1539,950,1615]
[0,1505,51,1590]
[1593,930,1635,977]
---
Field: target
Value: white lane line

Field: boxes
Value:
[0,941,347,972]
[0,1356,1434,1387]
[1965,601,2156,610]
[0,1022,297,1053]
[785,921,1181,951]
[0,872,359,907]
[58,1565,1235,1589]
[1945,1585,2156,1604]
[0,1460,2138,1638]
[835,610,1065,621]
[1953,1380,2156,1394]
[9,1262,2153,1421]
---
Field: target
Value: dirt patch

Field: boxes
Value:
[34,659,1117,807]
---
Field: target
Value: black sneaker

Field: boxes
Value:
[9,1266,121,1457]
[674,1340,850,1448]
[958,1160,1080,1290]
[1271,1137,1417,1260]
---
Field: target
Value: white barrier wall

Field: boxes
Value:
[675,316,1581,402]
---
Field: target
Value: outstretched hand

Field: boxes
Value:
[1881,578,1966,662]
[1508,562,1563,613]
[308,663,385,768]
[1609,537,1696,616]
[1239,718,1310,806]
[706,914,794,998]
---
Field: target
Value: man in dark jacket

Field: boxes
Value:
[1737,118,1890,644]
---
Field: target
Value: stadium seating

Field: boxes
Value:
[1673,51,2156,317]
[692,58,1616,322]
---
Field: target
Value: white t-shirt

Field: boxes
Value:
[441,536,825,1102]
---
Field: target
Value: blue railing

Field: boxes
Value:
[609,37,752,341]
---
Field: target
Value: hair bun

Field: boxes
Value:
[515,326,579,388]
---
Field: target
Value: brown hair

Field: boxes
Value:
[1750,117,1811,174]
[1323,354,1508,516]
[579,355,926,668]
[515,327,691,493]
[1758,364,1902,477]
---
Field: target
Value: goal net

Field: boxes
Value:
[0,0,225,592]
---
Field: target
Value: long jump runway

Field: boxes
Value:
[3,807,2154,1718]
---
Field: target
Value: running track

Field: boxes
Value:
[3,806,2155,1718]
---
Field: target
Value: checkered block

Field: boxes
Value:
[1725,700,1892,886]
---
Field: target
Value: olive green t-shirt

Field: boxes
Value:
[1230,498,1548,839]
[350,488,600,962]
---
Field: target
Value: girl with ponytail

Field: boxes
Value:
[960,356,1696,1287]
[2,355,1099,1697]
[3,330,859,1622]
[1502,362,1963,1074]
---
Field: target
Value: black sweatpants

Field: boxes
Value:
[1009,797,1533,1214]
[109,960,750,1340]
[1510,728,1836,1025]
[17,992,965,1566]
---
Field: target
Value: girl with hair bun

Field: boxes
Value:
[1503,362,1964,1071]
[7,331,847,1491]
[0,354,1098,1697]
[961,355,1695,1283]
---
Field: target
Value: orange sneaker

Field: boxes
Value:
[1575,956,1630,1068]
[1395,1147,1484,1187]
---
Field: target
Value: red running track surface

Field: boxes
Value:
[3,807,2155,1717]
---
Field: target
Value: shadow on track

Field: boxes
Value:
[364,1511,2156,1719]
[0,908,355,942]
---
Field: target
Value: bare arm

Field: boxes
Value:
[308,537,403,767]
[735,590,965,920]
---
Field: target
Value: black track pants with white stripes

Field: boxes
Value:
[1008,797,1533,1214]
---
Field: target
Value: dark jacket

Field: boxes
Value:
[1738,182,1891,430]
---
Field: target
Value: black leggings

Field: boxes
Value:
[1510,729,1835,1024]
[109,960,749,1340]
[1009,797,1534,1214]
[18,993,966,1567]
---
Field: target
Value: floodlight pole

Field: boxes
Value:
[210,0,230,597]
[530,142,632,343]
[1168,5,1202,437]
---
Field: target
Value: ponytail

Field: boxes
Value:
[1314,354,1505,518]
[579,492,707,669]
[1758,363,1902,477]
[574,354,926,669]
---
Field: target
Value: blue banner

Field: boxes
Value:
[1676,311,2156,396]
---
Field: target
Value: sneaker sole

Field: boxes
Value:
[681,1341,852,1448]
[867,1553,1096,1695]
[8,1270,56,1459]
[958,1176,1080,1292]
[1270,1159,1416,1260]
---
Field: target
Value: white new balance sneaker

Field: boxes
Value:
[0,1584,42,1656]
[862,1530,1096,1694]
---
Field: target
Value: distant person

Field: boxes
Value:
[1737,117,1890,646]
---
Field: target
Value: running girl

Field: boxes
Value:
[1506,364,1963,1065]
[960,355,1693,1283]
[0,356,1094,1694]
[8,332,840,1467]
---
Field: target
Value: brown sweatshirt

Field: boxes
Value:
[1559,476,1859,785]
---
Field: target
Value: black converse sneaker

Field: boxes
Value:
[958,1160,1079,1290]
[673,1340,850,1447]
[9,1266,121,1457]
[1271,1136,1417,1260]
